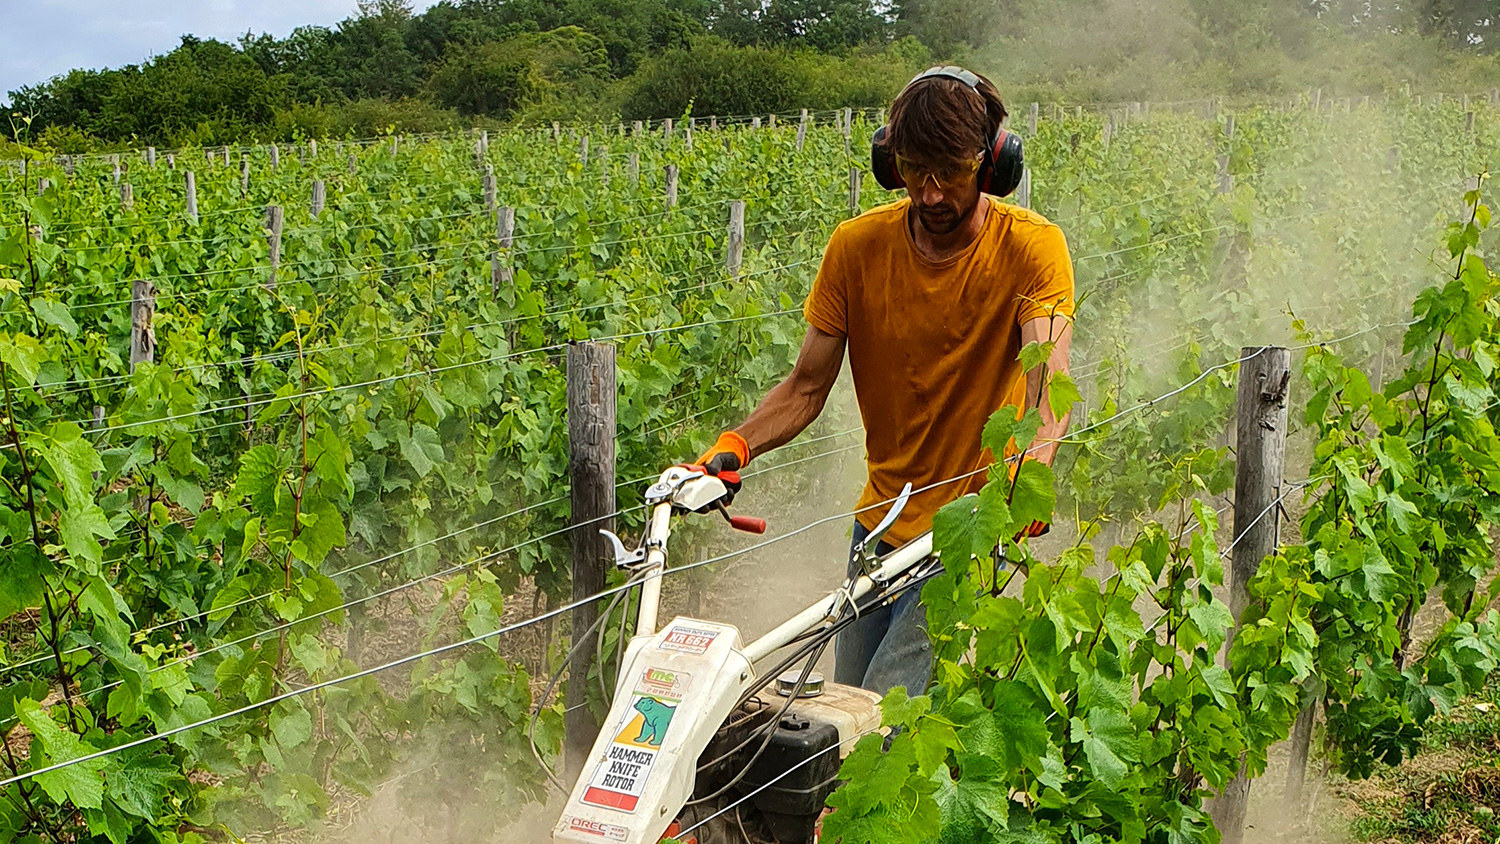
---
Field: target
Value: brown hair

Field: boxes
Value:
[884,70,1007,167]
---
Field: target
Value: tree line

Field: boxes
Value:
[9,0,1500,151]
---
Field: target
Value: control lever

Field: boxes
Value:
[852,483,912,581]
[715,504,766,534]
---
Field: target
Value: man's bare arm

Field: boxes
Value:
[733,326,846,459]
[1020,315,1074,466]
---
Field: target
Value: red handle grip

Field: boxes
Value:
[728,515,767,534]
[718,470,742,485]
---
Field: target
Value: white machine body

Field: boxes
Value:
[553,617,756,844]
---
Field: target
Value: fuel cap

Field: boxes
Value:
[775,670,825,698]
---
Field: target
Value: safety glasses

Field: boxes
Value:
[895,154,983,191]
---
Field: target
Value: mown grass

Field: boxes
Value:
[1344,681,1500,844]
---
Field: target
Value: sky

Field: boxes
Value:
[0,0,440,99]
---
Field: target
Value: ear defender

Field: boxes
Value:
[869,66,1027,198]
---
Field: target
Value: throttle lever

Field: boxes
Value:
[716,504,767,534]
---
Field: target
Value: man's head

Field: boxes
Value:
[883,68,1008,236]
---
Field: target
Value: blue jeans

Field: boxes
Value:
[833,521,932,697]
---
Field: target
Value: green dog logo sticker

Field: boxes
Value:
[632,696,677,747]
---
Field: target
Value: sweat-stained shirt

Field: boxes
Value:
[802,196,1075,546]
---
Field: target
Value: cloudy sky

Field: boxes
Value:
[1,0,440,98]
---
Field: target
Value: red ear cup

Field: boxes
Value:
[870,125,905,190]
[982,129,1026,197]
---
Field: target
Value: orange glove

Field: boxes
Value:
[695,431,750,475]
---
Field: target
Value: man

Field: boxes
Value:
[692,67,1075,696]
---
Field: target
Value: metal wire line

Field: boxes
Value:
[74,305,808,436]
[43,203,820,301]
[1,417,865,680]
[48,257,816,403]
[35,434,870,704]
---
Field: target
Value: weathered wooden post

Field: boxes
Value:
[1210,346,1292,844]
[185,172,198,223]
[311,180,326,218]
[270,144,280,169]
[120,182,133,210]
[727,200,745,279]
[147,147,157,168]
[796,120,807,152]
[848,167,861,215]
[241,155,250,195]
[565,342,617,781]
[265,205,284,287]
[1028,102,1039,135]
[1015,166,1031,209]
[664,165,678,209]
[492,206,515,297]
[484,166,497,211]
[130,281,156,371]
[629,153,640,185]
[1217,154,1233,194]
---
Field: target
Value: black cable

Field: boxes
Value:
[687,637,829,806]
[528,569,648,792]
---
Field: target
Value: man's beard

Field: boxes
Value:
[914,197,978,236]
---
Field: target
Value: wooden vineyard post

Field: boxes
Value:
[347,153,357,176]
[310,138,318,160]
[633,120,644,136]
[768,113,777,127]
[185,172,198,224]
[120,182,133,210]
[130,281,156,372]
[270,144,279,169]
[579,135,589,164]
[484,167,497,211]
[685,126,693,152]
[1467,111,1476,134]
[727,200,745,280]
[112,156,121,184]
[63,156,75,176]
[492,206,515,297]
[796,120,807,152]
[553,122,562,143]
[1225,113,1236,141]
[37,178,49,195]
[1210,346,1292,844]
[1028,101,1039,136]
[629,153,640,186]
[565,342,617,781]
[1217,155,1232,194]
[848,167,861,216]
[265,205,284,288]
[1103,115,1113,149]
[664,117,674,138]
[710,116,718,131]
[842,108,852,156]
[166,153,175,170]
[752,117,762,130]
[241,155,250,196]
[1015,166,1031,210]
[311,180,326,218]
[147,146,157,168]
[664,165,678,210]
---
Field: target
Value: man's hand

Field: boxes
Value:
[688,431,751,502]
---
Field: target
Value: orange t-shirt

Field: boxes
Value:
[802,196,1075,546]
